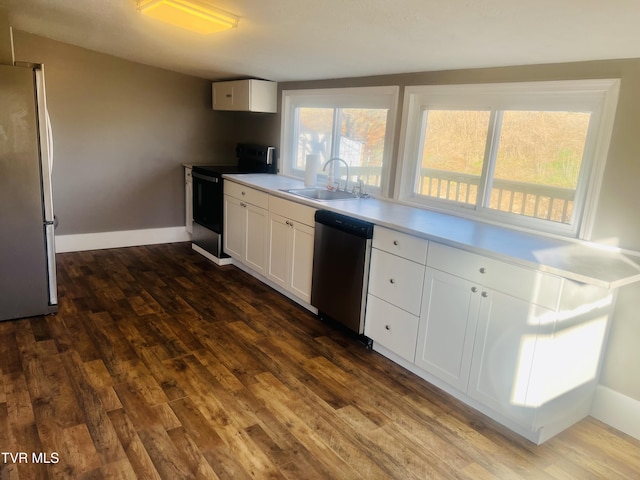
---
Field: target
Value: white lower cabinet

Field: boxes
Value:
[417,266,554,427]
[415,268,480,392]
[369,234,614,444]
[420,243,566,428]
[267,211,315,303]
[365,226,428,361]
[467,288,553,427]
[223,182,269,276]
[223,194,245,260]
[224,183,315,305]
[244,205,269,275]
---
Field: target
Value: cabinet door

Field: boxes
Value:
[212,80,249,111]
[288,220,314,303]
[223,195,244,261]
[244,203,268,275]
[415,268,480,391]
[467,288,550,427]
[267,212,289,290]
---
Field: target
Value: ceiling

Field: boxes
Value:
[2,0,640,82]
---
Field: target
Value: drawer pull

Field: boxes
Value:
[393,240,399,246]
[479,267,486,274]
[389,278,396,284]
[240,202,247,208]
[471,286,478,293]
[385,325,391,330]
[481,291,489,298]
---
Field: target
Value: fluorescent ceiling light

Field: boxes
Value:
[137,0,239,34]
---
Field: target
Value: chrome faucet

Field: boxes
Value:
[322,157,349,191]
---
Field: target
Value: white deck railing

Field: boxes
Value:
[418,168,575,224]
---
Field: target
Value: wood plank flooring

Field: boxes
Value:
[1,242,639,479]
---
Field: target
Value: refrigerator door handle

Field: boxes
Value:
[46,109,54,168]
[35,66,55,223]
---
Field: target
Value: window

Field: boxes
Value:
[397,80,620,238]
[281,86,399,196]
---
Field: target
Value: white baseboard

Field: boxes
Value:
[55,227,191,253]
[591,385,640,440]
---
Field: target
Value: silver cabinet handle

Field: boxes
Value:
[479,267,486,274]
[471,286,478,293]
[393,240,399,246]
[241,191,246,196]
[240,202,247,207]
[481,291,489,297]
[389,278,396,284]
[385,325,391,331]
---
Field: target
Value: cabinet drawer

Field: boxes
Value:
[427,242,561,309]
[365,294,419,362]
[269,195,316,226]
[373,226,428,264]
[369,249,425,315]
[224,181,269,209]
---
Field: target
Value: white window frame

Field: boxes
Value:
[395,80,620,239]
[280,86,400,197]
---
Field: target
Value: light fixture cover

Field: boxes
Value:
[137,0,239,34]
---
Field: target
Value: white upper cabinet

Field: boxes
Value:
[212,79,277,113]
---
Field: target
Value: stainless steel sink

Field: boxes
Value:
[281,188,358,201]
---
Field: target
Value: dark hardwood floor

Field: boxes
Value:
[1,242,639,479]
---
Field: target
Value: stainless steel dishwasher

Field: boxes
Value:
[311,210,374,336]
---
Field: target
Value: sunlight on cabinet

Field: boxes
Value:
[513,315,609,408]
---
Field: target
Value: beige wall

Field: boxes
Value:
[12,32,266,235]
[270,60,640,402]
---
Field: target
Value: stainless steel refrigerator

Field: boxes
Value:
[0,63,57,321]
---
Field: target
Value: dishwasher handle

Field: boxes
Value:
[314,210,374,239]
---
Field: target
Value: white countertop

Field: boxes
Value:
[224,173,640,289]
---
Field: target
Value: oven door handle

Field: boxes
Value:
[192,171,220,183]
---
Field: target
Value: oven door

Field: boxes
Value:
[192,171,223,233]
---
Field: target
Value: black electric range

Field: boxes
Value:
[191,144,276,263]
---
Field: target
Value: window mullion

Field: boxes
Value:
[292,107,301,169]
[332,108,342,158]
[326,108,342,179]
[413,108,429,195]
[478,110,502,209]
